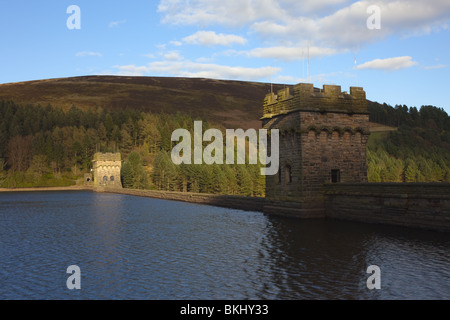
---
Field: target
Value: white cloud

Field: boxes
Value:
[290,0,350,15]
[170,40,183,46]
[183,31,247,46]
[143,53,156,59]
[112,65,151,76]
[276,71,346,84]
[109,20,126,28]
[76,51,102,57]
[423,64,448,70]
[157,0,350,26]
[158,0,450,50]
[245,45,338,61]
[156,44,167,51]
[164,51,183,61]
[357,56,418,71]
[158,0,284,27]
[275,75,303,83]
[113,59,280,81]
[195,57,214,63]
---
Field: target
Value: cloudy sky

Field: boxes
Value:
[1,0,449,113]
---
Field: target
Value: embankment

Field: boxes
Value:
[0,186,93,192]
[324,183,450,232]
[3,183,449,232]
[98,187,265,212]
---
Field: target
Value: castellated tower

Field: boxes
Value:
[92,153,123,188]
[262,83,370,218]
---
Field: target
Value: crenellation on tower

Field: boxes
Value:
[262,84,368,120]
[277,87,293,101]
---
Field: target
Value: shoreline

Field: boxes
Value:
[100,187,266,213]
[0,185,93,192]
[1,185,449,232]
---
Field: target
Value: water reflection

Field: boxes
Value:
[0,191,449,300]
[86,193,128,299]
[263,216,450,299]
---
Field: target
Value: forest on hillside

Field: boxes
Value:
[0,99,449,194]
[367,101,450,182]
[0,100,264,195]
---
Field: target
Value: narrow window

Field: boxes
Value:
[103,176,108,182]
[110,176,115,182]
[285,165,292,184]
[331,169,341,183]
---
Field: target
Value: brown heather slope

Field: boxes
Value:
[0,76,288,129]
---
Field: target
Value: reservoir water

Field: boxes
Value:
[0,191,449,300]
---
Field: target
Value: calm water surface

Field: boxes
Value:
[0,191,449,300]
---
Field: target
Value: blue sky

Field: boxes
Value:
[1,0,449,113]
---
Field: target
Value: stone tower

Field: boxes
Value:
[262,83,370,218]
[92,152,123,188]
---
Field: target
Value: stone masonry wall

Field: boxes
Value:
[99,188,265,212]
[324,183,450,231]
[92,152,122,188]
[262,83,367,118]
[263,108,369,218]
[96,183,450,232]
[301,129,368,201]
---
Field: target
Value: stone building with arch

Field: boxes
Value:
[91,152,123,188]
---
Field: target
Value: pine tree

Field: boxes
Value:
[121,161,134,188]
[404,161,418,182]
[211,165,227,194]
[126,151,149,189]
[236,165,253,196]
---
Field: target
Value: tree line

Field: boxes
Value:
[1,99,449,191]
[0,100,264,195]
[367,101,450,182]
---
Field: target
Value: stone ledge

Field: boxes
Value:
[324,182,450,232]
[99,188,265,212]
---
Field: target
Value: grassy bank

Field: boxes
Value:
[0,172,79,189]
[0,185,92,192]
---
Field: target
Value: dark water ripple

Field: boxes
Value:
[0,191,449,300]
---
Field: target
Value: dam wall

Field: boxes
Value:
[324,183,450,232]
[98,187,265,212]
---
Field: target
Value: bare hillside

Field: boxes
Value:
[0,76,287,129]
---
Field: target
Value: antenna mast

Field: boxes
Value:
[307,43,310,82]
[302,49,305,81]
[270,65,273,94]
